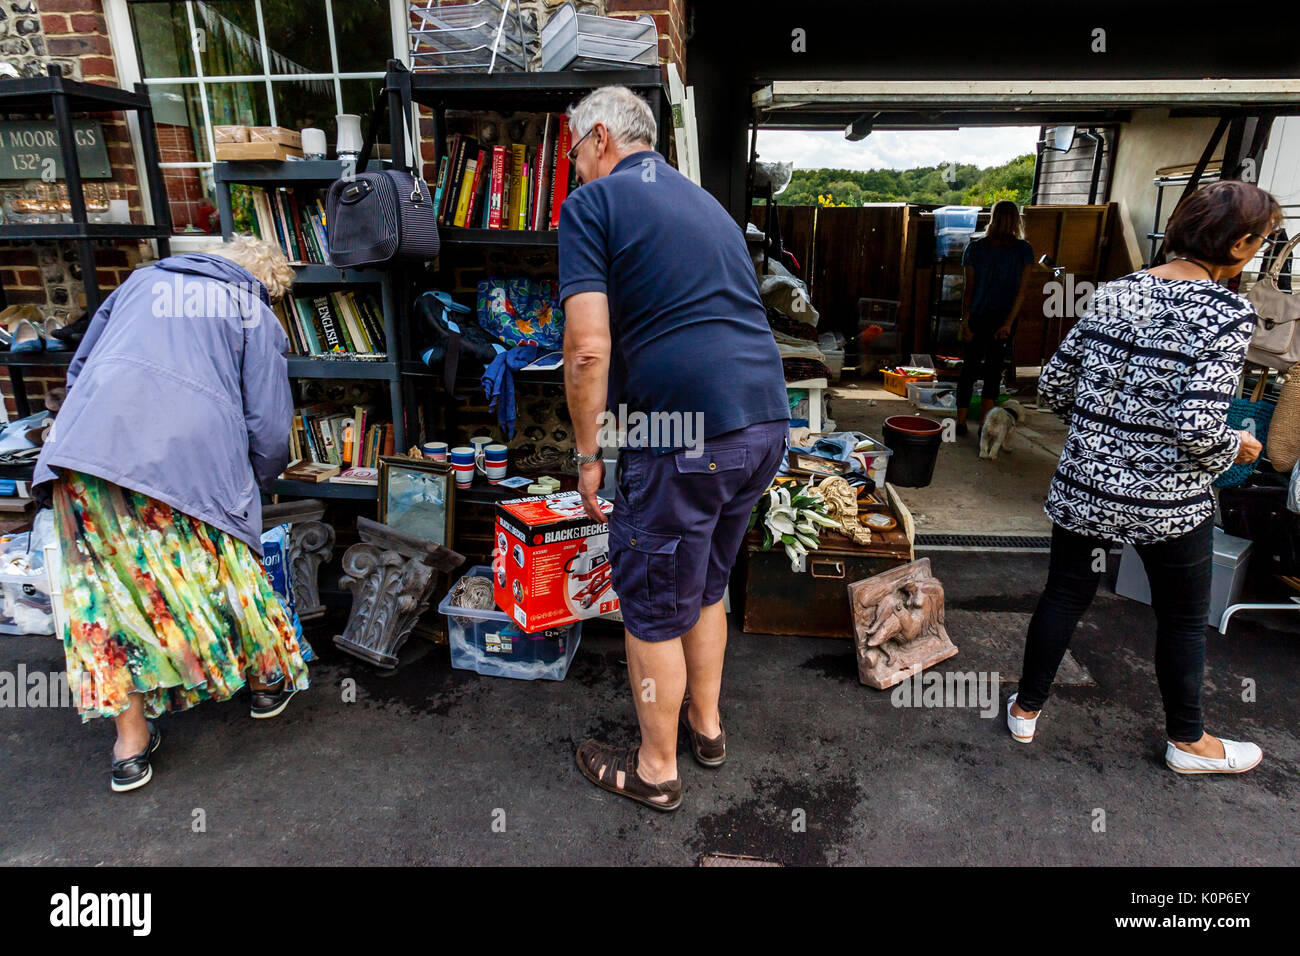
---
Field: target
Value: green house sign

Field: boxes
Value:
[0,120,112,180]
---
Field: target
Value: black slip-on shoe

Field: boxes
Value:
[250,681,297,719]
[111,722,161,793]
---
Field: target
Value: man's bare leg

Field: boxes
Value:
[681,598,726,738]
[625,630,687,800]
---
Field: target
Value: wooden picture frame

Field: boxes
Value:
[787,452,851,478]
[378,455,455,547]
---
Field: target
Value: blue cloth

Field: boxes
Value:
[33,254,292,554]
[483,344,549,438]
[558,150,789,451]
[962,236,1034,320]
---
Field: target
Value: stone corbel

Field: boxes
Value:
[334,516,466,669]
[263,499,335,622]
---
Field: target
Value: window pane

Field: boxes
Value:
[192,0,264,76]
[330,0,394,73]
[149,82,210,163]
[130,1,194,79]
[271,77,338,143]
[341,78,390,156]
[261,0,333,74]
[207,81,270,127]
[165,166,220,235]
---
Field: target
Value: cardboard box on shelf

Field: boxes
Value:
[493,491,619,633]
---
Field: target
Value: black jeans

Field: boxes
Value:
[1018,517,1214,742]
[956,313,1008,410]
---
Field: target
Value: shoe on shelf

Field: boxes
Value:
[51,310,89,345]
[1,305,44,352]
[42,316,69,351]
[1165,737,1262,775]
[250,678,297,719]
[111,722,161,793]
[1006,692,1038,743]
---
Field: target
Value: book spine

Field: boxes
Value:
[293,298,323,355]
[287,190,312,263]
[312,295,343,353]
[454,154,478,228]
[339,292,372,353]
[432,154,450,218]
[358,292,386,352]
[466,149,487,228]
[550,116,571,229]
[329,293,356,351]
[509,143,526,231]
[488,145,507,229]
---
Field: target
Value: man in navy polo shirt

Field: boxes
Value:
[560,85,788,812]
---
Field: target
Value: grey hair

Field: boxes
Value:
[568,85,657,150]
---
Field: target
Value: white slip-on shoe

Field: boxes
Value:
[1165,737,1263,775]
[1007,692,1038,744]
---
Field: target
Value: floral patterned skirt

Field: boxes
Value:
[52,470,311,721]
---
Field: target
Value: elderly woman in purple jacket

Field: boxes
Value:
[33,236,305,793]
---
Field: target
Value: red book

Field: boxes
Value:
[487,144,508,229]
[550,116,571,229]
[467,148,488,227]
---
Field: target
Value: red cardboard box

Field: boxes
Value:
[493,492,619,632]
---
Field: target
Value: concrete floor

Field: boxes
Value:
[2,550,1296,867]
[830,373,1067,535]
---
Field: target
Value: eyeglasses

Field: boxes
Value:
[567,127,595,163]
[1249,231,1283,252]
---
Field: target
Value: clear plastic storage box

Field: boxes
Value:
[933,205,981,259]
[438,566,581,680]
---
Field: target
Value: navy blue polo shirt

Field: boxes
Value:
[559,150,789,449]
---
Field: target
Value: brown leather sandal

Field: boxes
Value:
[680,699,727,767]
[576,739,683,812]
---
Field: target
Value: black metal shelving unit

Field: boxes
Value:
[383,60,671,446]
[0,67,174,430]
[212,159,405,501]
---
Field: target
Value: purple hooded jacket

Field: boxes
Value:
[33,253,293,555]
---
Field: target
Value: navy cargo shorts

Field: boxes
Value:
[609,418,788,642]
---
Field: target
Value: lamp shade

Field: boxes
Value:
[301,127,327,159]
[335,114,363,156]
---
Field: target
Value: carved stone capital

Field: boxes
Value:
[848,557,958,689]
[333,517,466,668]
[263,498,334,622]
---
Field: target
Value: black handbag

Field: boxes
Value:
[326,95,440,268]
[414,291,503,396]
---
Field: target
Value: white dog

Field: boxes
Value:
[979,399,1025,460]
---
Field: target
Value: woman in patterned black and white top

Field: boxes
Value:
[1008,181,1281,776]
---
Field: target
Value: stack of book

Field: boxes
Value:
[434,114,574,231]
[272,290,387,359]
[287,402,393,481]
[242,184,330,263]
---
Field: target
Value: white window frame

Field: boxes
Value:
[104,0,411,252]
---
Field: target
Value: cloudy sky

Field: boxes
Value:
[755,126,1040,172]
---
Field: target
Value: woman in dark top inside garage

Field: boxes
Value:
[956,200,1035,435]
[1008,181,1280,776]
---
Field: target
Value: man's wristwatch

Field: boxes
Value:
[573,451,602,466]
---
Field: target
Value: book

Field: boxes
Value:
[488,145,506,228]
[282,462,339,483]
[550,115,571,228]
[292,298,323,355]
[431,154,450,218]
[336,293,372,353]
[454,150,479,228]
[466,148,488,227]
[508,143,526,231]
[533,116,553,231]
[312,295,345,353]
[329,466,379,486]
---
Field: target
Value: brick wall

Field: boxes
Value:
[0,0,148,420]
